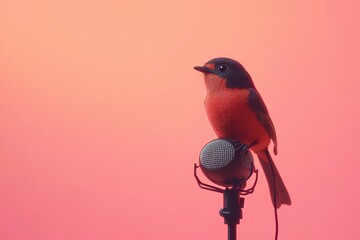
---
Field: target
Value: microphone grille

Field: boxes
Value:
[240,149,253,169]
[200,139,236,170]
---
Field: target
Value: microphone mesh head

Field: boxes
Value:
[199,138,254,187]
[241,152,253,168]
[200,139,236,170]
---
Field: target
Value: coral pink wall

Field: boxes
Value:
[1,0,360,239]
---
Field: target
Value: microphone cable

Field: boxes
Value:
[265,149,278,240]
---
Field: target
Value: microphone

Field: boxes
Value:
[199,139,254,187]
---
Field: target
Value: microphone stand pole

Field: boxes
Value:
[194,164,258,240]
[221,187,244,240]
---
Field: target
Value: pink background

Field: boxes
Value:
[1,0,360,239]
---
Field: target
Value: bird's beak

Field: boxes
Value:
[194,66,215,74]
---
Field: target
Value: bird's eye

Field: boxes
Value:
[218,64,228,72]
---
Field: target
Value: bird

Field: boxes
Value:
[194,57,291,208]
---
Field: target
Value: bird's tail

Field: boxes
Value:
[257,149,291,208]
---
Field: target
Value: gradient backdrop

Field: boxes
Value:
[1,0,360,239]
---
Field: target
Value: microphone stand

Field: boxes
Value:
[194,163,258,240]
[221,187,243,240]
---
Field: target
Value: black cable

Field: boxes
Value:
[265,149,278,240]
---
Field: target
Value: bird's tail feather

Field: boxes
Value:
[257,149,291,208]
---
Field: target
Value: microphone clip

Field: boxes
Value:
[194,144,259,240]
[193,162,258,195]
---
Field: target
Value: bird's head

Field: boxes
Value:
[194,57,255,90]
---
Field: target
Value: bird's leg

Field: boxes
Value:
[247,140,257,149]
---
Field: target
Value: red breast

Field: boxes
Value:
[204,74,270,153]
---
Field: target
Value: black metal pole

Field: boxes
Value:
[228,223,237,240]
[220,188,244,240]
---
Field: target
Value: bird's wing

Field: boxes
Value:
[248,88,278,155]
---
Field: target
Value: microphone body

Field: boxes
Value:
[199,139,254,187]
